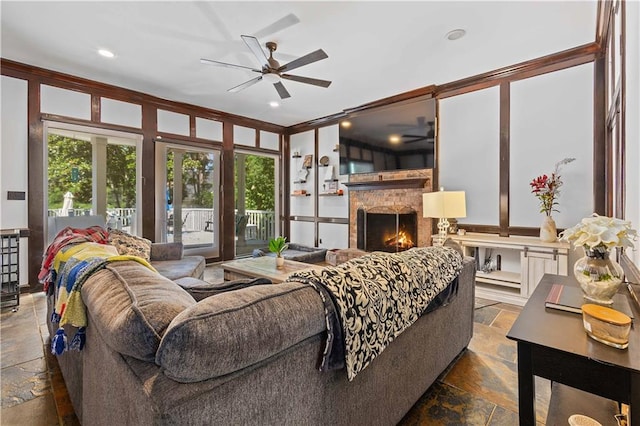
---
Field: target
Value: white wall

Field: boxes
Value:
[510,63,594,229]
[317,125,348,218]
[289,131,315,218]
[439,86,501,225]
[1,75,29,285]
[625,1,640,265]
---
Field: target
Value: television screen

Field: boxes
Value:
[339,98,435,175]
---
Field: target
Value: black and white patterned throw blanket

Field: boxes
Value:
[286,246,463,381]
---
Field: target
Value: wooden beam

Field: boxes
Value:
[436,43,601,99]
[1,58,284,133]
[222,122,235,260]
[499,83,510,236]
[141,103,157,239]
[27,80,44,290]
[593,55,607,215]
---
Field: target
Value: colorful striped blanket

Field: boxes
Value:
[50,241,155,355]
[39,226,110,292]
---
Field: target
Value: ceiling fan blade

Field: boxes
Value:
[281,74,331,88]
[273,82,291,99]
[404,137,434,144]
[253,13,300,39]
[228,76,263,93]
[200,58,261,73]
[241,35,269,68]
[278,49,328,73]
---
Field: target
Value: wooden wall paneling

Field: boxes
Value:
[594,55,608,215]
[596,0,614,48]
[436,43,600,100]
[39,113,142,135]
[0,59,283,133]
[619,0,626,219]
[141,103,157,240]
[222,122,235,260]
[282,134,291,238]
[313,128,319,246]
[189,115,196,139]
[27,79,44,289]
[499,82,510,236]
[91,94,100,122]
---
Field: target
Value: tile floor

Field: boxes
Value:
[0,266,550,425]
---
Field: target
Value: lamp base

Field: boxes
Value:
[433,218,450,246]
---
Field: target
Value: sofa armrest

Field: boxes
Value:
[156,282,325,382]
[150,242,183,261]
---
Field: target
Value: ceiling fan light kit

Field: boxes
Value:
[200,34,331,99]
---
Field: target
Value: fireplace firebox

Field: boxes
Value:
[356,206,417,252]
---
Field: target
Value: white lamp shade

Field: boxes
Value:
[423,191,467,218]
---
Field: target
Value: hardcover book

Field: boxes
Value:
[545,284,634,320]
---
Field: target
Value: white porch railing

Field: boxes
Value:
[47,208,276,242]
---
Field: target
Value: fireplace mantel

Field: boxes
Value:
[343,178,430,191]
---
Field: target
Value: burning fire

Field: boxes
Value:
[384,231,415,250]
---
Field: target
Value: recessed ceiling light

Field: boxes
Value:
[269,101,279,108]
[98,49,115,58]
[445,29,466,41]
[340,121,352,129]
[389,135,401,144]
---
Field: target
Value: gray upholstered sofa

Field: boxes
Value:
[47,251,475,425]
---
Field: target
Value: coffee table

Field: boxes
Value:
[507,274,640,426]
[221,256,325,283]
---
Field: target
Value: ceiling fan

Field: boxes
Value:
[389,117,435,144]
[200,35,331,99]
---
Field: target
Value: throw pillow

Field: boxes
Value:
[108,228,151,261]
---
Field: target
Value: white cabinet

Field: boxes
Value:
[448,233,569,306]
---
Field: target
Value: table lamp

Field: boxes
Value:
[423,188,467,246]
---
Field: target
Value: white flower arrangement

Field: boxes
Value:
[559,214,637,251]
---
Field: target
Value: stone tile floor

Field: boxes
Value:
[1,266,549,425]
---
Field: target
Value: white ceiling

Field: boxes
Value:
[1,1,597,127]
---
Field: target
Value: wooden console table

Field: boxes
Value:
[507,274,640,425]
[447,233,569,305]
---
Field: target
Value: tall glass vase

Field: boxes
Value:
[573,246,624,305]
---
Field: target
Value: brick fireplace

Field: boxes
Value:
[356,206,417,252]
[346,169,433,249]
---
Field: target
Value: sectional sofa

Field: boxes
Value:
[47,248,475,425]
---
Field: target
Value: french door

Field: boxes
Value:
[45,123,141,235]
[234,150,279,257]
[157,143,220,258]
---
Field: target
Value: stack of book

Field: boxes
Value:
[545,283,634,320]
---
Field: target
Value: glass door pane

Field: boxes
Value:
[235,152,277,257]
[47,127,140,235]
[164,147,219,257]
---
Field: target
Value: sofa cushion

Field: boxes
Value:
[81,261,196,362]
[152,256,205,280]
[108,228,152,261]
[156,282,325,382]
[150,242,183,261]
[174,276,272,301]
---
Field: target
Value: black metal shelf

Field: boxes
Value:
[1,231,20,309]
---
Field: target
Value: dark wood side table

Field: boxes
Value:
[507,274,640,426]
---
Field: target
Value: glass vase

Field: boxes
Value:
[573,247,624,305]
